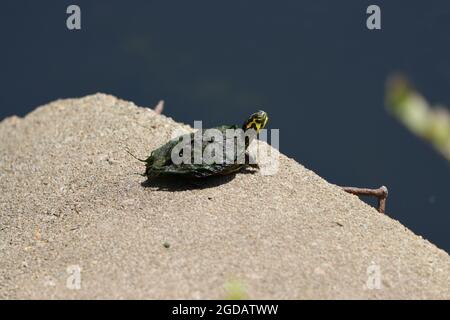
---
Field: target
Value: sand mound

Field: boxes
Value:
[0,94,448,299]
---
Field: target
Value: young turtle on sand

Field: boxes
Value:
[129,108,388,214]
[132,111,268,179]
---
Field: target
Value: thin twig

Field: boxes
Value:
[341,185,388,213]
[154,100,164,114]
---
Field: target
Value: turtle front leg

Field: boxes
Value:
[245,151,260,169]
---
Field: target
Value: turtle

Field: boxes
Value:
[132,111,268,179]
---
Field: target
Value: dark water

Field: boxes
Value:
[1,1,449,252]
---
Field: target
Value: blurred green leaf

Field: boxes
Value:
[386,74,450,162]
[223,279,248,300]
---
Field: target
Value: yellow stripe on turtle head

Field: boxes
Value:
[243,110,269,133]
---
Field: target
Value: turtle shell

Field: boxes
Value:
[144,125,253,178]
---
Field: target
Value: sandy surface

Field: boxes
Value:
[0,93,449,299]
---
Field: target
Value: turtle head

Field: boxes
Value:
[242,110,268,133]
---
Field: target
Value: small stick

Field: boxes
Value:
[154,100,164,114]
[341,185,388,213]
